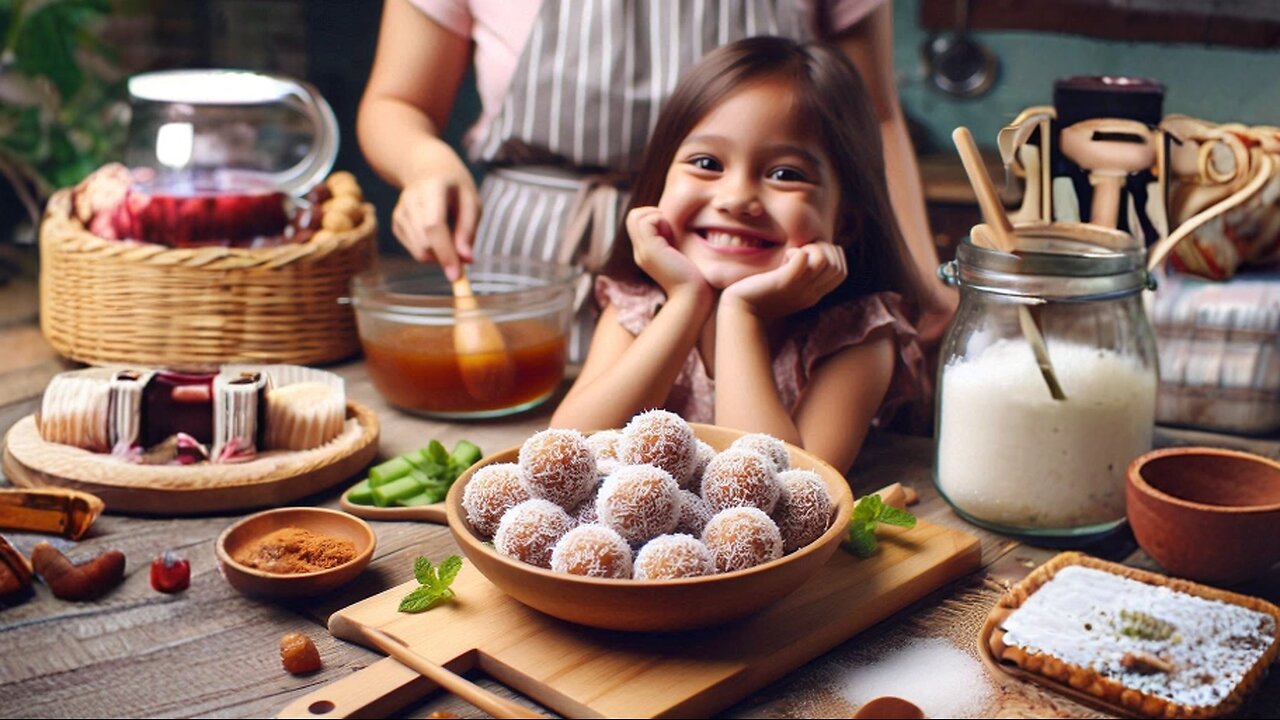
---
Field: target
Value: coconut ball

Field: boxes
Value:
[729,433,790,473]
[572,480,603,525]
[586,429,624,477]
[550,524,633,578]
[689,439,717,493]
[461,462,532,538]
[518,428,596,509]
[596,464,681,545]
[701,448,780,514]
[772,469,833,553]
[618,409,697,488]
[702,507,783,573]
[493,499,575,568]
[674,489,714,536]
[633,534,715,580]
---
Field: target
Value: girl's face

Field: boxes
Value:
[657,77,840,290]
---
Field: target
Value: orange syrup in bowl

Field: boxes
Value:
[362,321,566,416]
[351,257,580,419]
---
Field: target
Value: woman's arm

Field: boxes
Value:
[357,0,479,276]
[833,4,958,343]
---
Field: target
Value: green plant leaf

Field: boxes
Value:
[851,494,883,524]
[437,555,463,589]
[413,556,434,586]
[847,521,878,558]
[398,586,446,613]
[878,504,917,529]
[845,493,918,558]
[425,440,450,464]
[399,555,463,614]
[11,0,111,99]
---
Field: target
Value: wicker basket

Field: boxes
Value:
[39,188,376,367]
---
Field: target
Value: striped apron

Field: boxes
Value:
[468,0,815,360]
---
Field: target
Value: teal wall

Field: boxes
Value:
[890,2,1280,153]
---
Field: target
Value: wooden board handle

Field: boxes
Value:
[364,627,541,719]
[276,656,430,719]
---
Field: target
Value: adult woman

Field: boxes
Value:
[357,1,956,357]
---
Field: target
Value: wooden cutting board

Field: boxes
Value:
[278,518,980,719]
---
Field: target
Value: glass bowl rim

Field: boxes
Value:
[351,256,583,316]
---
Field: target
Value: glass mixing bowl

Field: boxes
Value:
[351,257,581,419]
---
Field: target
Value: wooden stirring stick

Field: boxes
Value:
[363,627,541,719]
[952,127,1068,402]
[452,267,517,403]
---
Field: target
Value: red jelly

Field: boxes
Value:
[131,171,289,248]
[142,370,216,447]
[150,550,190,593]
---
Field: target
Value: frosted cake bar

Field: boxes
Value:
[986,552,1280,718]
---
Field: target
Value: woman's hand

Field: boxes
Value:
[721,242,847,318]
[626,207,710,301]
[390,144,480,281]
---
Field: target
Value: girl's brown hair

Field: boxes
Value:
[602,35,923,315]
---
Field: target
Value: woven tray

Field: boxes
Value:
[2,402,379,516]
[38,188,376,367]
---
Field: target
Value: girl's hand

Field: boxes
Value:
[722,243,847,319]
[626,207,710,300]
[390,147,480,281]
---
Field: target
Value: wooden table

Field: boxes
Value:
[1,261,1278,719]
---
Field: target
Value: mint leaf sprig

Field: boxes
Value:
[398,555,463,613]
[846,494,917,558]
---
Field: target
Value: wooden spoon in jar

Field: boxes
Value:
[952,127,1068,402]
[452,267,517,404]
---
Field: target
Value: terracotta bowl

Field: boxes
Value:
[1126,447,1280,585]
[445,423,855,632]
[216,507,376,599]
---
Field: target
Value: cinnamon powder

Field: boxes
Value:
[234,526,356,574]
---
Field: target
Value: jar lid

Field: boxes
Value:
[950,223,1151,300]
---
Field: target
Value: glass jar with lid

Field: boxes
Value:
[124,69,338,247]
[934,223,1158,539]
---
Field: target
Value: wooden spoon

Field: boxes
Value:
[953,127,1067,402]
[452,268,517,404]
[364,627,541,719]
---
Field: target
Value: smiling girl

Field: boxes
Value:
[549,36,927,472]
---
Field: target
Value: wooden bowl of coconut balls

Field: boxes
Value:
[444,410,854,632]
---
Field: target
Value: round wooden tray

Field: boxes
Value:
[2,402,379,516]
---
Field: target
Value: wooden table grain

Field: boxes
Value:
[1,267,1277,719]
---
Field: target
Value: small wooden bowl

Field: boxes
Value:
[445,423,855,632]
[216,507,376,599]
[1127,447,1280,585]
